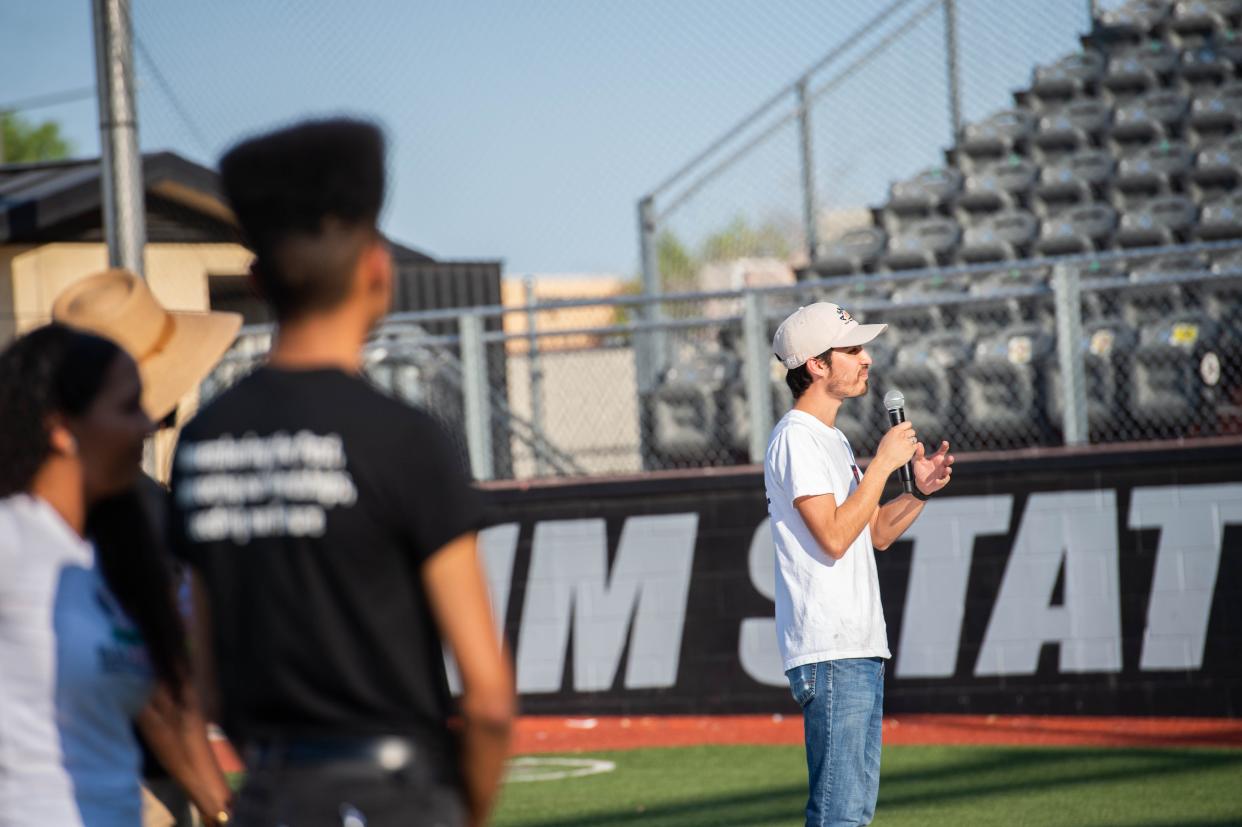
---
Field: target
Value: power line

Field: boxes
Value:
[0,87,97,114]
[133,33,212,156]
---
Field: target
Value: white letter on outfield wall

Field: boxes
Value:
[976,490,1122,676]
[445,522,520,694]
[739,518,785,686]
[1131,484,1242,670]
[896,496,1012,678]
[516,514,698,693]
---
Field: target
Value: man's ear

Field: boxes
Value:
[806,354,831,380]
[46,415,78,458]
[361,237,394,300]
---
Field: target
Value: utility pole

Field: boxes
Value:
[92,0,147,276]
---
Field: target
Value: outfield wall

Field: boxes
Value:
[478,440,1242,717]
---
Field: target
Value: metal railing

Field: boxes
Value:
[203,240,1242,482]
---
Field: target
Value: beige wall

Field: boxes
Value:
[1,241,253,481]
[2,242,253,337]
[500,274,629,353]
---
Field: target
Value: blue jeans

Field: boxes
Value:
[786,657,885,827]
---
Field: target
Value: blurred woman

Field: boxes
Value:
[0,324,231,827]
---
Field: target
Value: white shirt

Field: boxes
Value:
[0,494,152,827]
[764,410,891,671]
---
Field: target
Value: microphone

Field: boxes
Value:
[883,389,916,495]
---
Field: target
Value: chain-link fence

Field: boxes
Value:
[200,236,1242,482]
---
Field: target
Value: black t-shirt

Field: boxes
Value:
[169,366,483,760]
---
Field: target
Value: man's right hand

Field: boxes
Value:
[875,421,918,475]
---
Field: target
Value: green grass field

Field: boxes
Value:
[492,744,1242,827]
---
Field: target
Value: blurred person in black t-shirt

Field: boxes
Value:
[168,119,514,827]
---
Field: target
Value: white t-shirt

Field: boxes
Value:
[764,410,891,671]
[0,494,152,827]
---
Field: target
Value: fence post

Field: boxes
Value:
[459,312,494,480]
[743,291,774,463]
[796,78,819,262]
[943,0,963,143]
[636,196,664,394]
[1053,265,1089,446]
[523,275,546,477]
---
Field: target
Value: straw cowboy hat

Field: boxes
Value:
[52,269,243,421]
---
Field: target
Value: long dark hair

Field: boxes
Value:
[0,324,187,697]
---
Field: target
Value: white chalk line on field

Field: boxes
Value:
[505,756,617,783]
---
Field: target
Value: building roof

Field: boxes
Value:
[0,151,433,262]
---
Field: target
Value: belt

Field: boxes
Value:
[243,735,448,779]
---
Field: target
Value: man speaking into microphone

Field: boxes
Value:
[764,301,953,827]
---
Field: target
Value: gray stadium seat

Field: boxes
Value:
[1096,0,1172,42]
[1114,140,1196,198]
[811,226,888,276]
[1197,189,1242,237]
[1046,318,1141,439]
[1187,80,1242,142]
[883,275,970,338]
[1178,47,1236,89]
[881,333,972,447]
[881,216,962,270]
[822,277,897,306]
[1111,90,1192,148]
[1030,51,1106,107]
[1117,195,1199,247]
[1213,26,1242,64]
[962,323,1056,449]
[651,350,740,463]
[1189,132,1242,198]
[1033,99,1112,162]
[1170,0,1242,49]
[1129,310,1231,435]
[958,209,1040,263]
[1054,259,1132,321]
[1035,203,1119,254]
[887,166,964,213]
[960,266,1052,340]
[1034,148,1116,216]
[958,109,1037,169]
[1103,43,1179,99]
[958,155,1039,213]
[1121,253,1210,326]
[1206,248,1242,327]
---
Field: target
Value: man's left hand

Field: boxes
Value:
[913,440,954,496]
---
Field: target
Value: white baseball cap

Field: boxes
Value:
[772,302,887,369]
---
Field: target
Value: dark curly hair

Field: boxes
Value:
[0,324,187,696]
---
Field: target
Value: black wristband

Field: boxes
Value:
[910,487,933,502]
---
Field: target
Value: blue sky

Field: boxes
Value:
[1,1,1090,276]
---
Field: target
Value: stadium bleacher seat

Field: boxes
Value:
[1178,46,1235,88]
[1036,202,1119,254]
[1034,148,1117,215]
[1195,188,1242,236]
[1097,0,1172,43]
[881,216,961,270]
[1033,99,1112,164]
[887,166,963,214]
[962,322,1056,449]
[958,109,1038,169]
[811,226,888,275]
[959,155,1039,214]
[1189,132,1242,198]
[1031,51,1106,112]
[1129,309,1231,434]
[1114,140,1195,201]
[1110,89,1192,149]
[958,208,1041,263]
[1046,317,1141,437]
[1117,194,1199,246]
[881,332,972,447]
[1187,79,1242,142]
[651,349,739,462]
[959,266,1051,340]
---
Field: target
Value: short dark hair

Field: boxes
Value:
[785,348,833,399]
[219,118,387,320]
